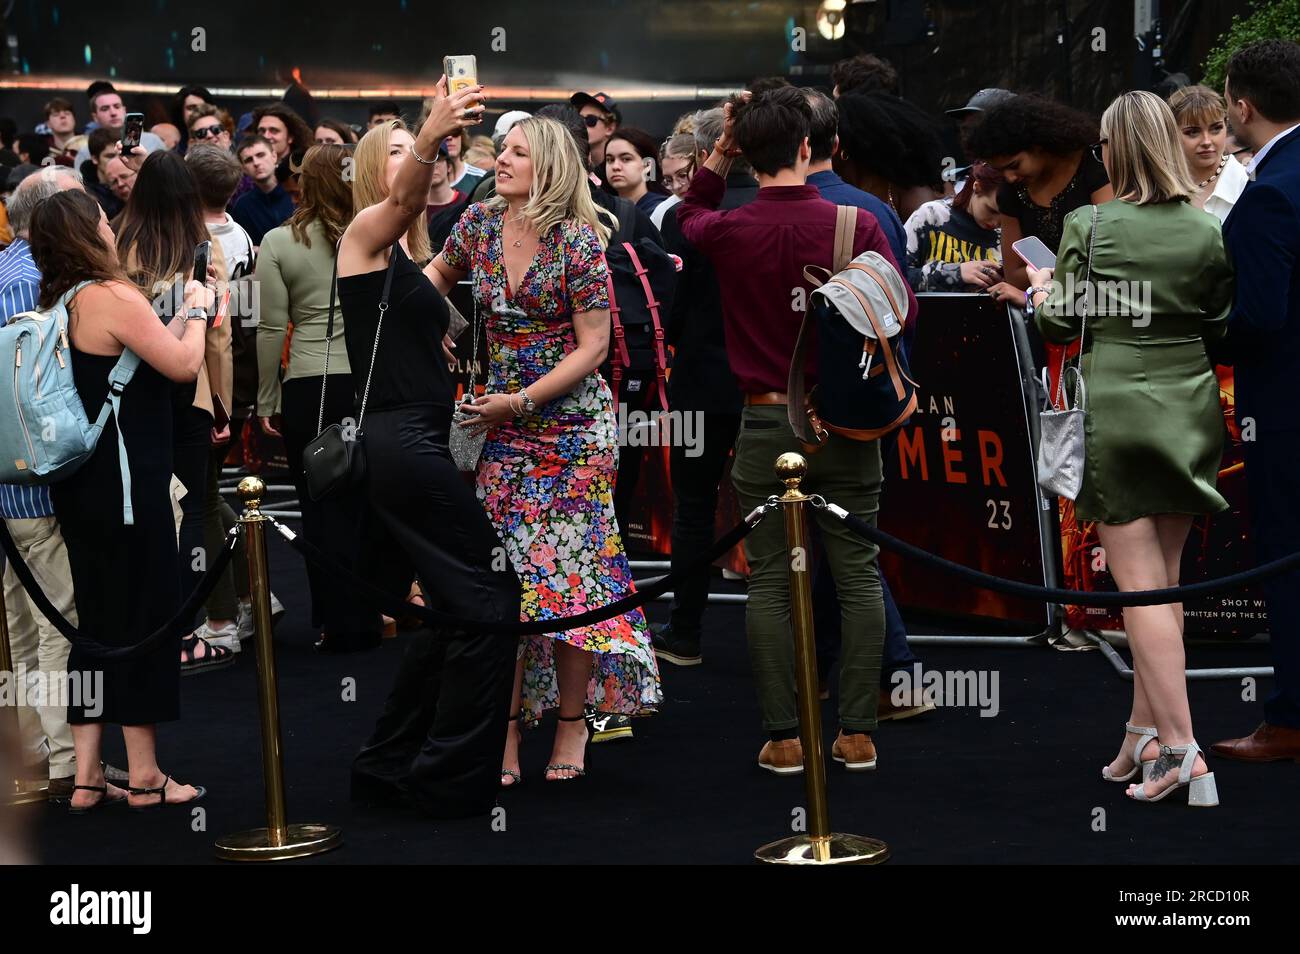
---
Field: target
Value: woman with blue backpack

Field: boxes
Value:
[28,188,213,812]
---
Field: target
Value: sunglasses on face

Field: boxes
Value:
[583,114,612,128]
[191,126,222,140]
[1090,138,1108,163]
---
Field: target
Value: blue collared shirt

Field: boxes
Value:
[806,169,908,268]
[0,238,54,518]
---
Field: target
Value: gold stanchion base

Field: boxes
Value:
[755,833,890,865]
[6,779,49,807]
[214,823,342,862]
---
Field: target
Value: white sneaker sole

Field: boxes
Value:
[758,760,804,776]
[832,754,878,771]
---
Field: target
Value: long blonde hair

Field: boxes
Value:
[352,120,432,262]
[486,116,612,247]
[1101,90,1196,205]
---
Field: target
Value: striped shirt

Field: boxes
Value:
[0,238,54,518]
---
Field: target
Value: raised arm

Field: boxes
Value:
[340,75,484,274]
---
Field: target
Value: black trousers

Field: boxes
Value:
[1245,433,1300,728]
[281,374,379,640]
[667,411,740,639]
[351,404,521,817]
[612,373,664,531]
[173,397,212,631]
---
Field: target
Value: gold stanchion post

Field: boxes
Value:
[0,570,46,806]
[754,453,890,865]
[214,476,342,861]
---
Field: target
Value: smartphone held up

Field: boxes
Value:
[444,55,485,120]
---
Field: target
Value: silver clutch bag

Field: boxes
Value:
[1034,204,1097,503]
[1037,367,1086,500]
[449,406,487,472]
[449,296,485,473]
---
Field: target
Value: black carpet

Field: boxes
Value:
[27,529,1300,865]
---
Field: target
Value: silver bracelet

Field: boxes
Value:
[410,144,437,165]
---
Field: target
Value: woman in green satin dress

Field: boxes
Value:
[1027,91,1234,807]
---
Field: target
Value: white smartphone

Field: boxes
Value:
[443,55,478,95]
[1012,236,1057,270]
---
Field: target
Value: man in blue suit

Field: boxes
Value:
[1215,39,1300,762]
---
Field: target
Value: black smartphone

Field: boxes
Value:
[191,240,212,322]
[211,392,231,432]
[192,240,211,286]
[122,112,145,150]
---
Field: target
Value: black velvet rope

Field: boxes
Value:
[831,506,1298,608]
[268,511,762,636]
[0,521,240,660]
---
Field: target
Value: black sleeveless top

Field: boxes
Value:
[338,242,453,411]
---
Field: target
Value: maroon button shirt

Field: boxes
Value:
[678,166,917,395]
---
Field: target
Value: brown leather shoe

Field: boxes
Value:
[831,731,878,771]
[878,689,937,722]
[758,739,804,775]
[1210,723,1300,762]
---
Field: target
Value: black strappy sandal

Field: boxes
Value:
[544,714,590,782]
[501,713,523,788]
[67,784,125,815]
[180,632,235,675]
[127,775,207,813]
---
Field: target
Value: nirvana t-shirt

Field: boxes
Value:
[996,150,1109,253]
[904,197,1001,292]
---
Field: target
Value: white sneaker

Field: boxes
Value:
[236,593,286,642]
[195,620,241,654]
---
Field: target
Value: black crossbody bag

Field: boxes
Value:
[303,245,397,501]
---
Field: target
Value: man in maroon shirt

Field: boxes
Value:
[679,87,917,775]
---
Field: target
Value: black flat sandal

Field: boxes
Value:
[127,775,207,812]
[67,784,125,815]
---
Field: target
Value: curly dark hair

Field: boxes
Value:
[965,94,1098,159]
[831,54,899,97]
[251,103,314,155]
[835,92,946,188]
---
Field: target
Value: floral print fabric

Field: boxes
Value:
[442,202,661,724]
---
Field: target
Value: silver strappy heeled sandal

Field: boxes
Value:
[1126,741,1218,807]
[1102,722,1160,782]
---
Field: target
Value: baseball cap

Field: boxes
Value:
[569,91,621,124]
[945,88,1015,118]
[493,110,532,142]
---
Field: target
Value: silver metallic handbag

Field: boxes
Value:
[1035,204,1097,501]
[448,295,486,472]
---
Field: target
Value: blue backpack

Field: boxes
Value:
[0,281,141,523]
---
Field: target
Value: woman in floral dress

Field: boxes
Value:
[428,116,660,783]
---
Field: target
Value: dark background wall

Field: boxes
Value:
[0,0,1248,135]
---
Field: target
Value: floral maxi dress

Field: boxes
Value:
[442,203,661,725]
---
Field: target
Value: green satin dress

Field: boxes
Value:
[1036,200,1234,524]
